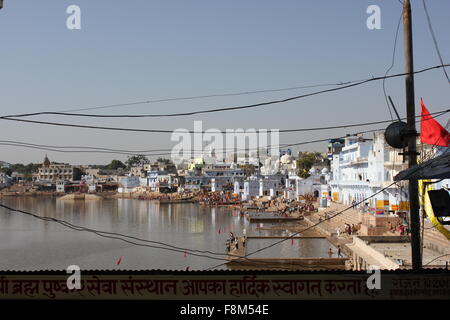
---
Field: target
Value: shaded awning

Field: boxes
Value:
[395,152,450,181]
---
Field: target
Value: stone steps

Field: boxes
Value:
[423,226,450,254]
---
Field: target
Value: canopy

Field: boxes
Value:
[394,152,450,181]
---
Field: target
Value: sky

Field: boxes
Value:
[0,0,449,165]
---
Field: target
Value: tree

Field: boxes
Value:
[156,157,172,164]
[296,152,317,179]
[5,163,40,181]
[0,167,12,176]
[107,160,126,170]
[125,154,150,169]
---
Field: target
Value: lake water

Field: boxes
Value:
[0,197,335,270]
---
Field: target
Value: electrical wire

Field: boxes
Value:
[0,111,447,159]
[57,81,371,113]
[0,107,448,135]
[0,127,433,158]
[422,0,450,85]
[423,253,450,266]
[2,64,449,120]
[382,7,403,120]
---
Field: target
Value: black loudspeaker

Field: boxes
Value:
[385,121,407,149]
[428,189,450,224]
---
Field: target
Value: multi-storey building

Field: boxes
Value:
[36,155,75,182]
[330,132,409,213]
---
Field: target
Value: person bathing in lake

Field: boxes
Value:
[328,247,334,258]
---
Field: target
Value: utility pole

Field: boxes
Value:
[403,0,422,269]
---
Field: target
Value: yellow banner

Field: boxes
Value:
[399,201,410,211]
[375,200,385,209]
[419,180,450,240]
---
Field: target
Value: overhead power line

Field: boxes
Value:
[0,107,448,135]
[0,110,448,157]
[382,6,403,120]
[58,81,370,113]
[0,129,382,157]
[422,0,450,84]
[2,64,449,120]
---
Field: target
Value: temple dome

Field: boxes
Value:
[280,154,294,164]
[43,154,50,167]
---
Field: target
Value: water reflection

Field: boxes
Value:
[0,197,249,270]
[0,197,336,270]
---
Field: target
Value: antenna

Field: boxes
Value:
[388,96,402,122]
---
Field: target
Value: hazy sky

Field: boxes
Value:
[0,0,449,165]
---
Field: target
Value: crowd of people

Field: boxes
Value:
[199,191,240,206]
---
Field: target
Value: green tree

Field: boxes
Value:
[296,152,317,178]
[107,160,127,170]
[0,167,13,176]
[125,154,150,169]
[6,163,40,181]
[156,157,171,164]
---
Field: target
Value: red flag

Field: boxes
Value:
[420,98,450,147]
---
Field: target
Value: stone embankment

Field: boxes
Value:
[58,194,102,201]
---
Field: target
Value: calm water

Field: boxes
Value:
[0,197,334,270]
[246,238,341,259]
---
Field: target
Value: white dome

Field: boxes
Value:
[280,154,294,164]
[321,167,329,174]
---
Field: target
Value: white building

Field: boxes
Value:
[183,161,246,192]
[330,132,409,213]
[118,176,141,193]
[147,170,179,192]
[0,173,12,189]
[243,177,260,200]
[293,168,330,200]
[37,155,75,182]
[241,174,285,200]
